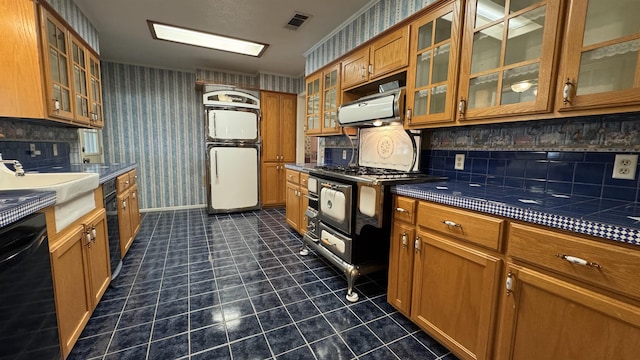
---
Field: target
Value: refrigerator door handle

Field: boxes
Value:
[214,150,219,179]
[213,112,217,138]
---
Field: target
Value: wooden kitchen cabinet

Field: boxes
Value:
[260,91,296,207]
[556,0,640,112]
[388,196,504,360]
[387,196,418,317]
[0,1,103,127]
[496,222,640,359]
[405,0,463,127]
[50,208,111,358]
[284,169,309,235]
[0,0,46,119]
[117,170,140,257]
[305,63,355,136]
[341,26,409,89]
[456,0,563,121]
[305,73,322,135]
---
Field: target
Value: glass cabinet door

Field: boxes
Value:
[305,74,322,135]
[321,64,341,134]
[71,38,90,124]
[43,11,73,120]
[89,54,104,127]
[558,0,640,111]
[457,0,562,120]
[405,0,463,126]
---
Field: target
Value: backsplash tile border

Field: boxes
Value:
[428,113,640,152]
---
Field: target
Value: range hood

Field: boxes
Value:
[337,88,405,127]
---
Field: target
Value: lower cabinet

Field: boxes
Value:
[496,264,640,360]
[495,222,640,359]
[50,207,110,358]
[117,171,140,258]
[390,196,640,360]
[262,162,286,206]
[411,230,501,360]
[388,196,504,360]
[284,169,309,235]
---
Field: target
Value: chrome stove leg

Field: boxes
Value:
[345,265,360,302]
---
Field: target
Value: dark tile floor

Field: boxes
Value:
[68,208,458,360]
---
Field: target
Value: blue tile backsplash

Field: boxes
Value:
[426,150,640,202]
[0,141,71,170]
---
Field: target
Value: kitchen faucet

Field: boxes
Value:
[0,160,25,176]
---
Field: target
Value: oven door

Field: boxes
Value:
[318,179,352,234]
[319,222,352,263]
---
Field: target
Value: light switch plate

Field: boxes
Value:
[454,154,465,170]
[612,154,638,180]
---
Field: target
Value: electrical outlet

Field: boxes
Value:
[454,154,465,170]
[342,150,347,160]
[612,154,638,180]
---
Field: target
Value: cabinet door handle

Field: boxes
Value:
[368,64,373,74]
[401,232,408,248]
[506,271,514,296]
[132,192,136,199]
[555,254,603,269]
[458,98,466,115]
[122,199,127,209]
[443,220,461,228]
[414,236,421,253]
[562,78,573,105]
[91,226,97,240]
[361,66,366,78]
[85,232,92,247]
[53,99,61,111]
[395,207,409,214]
[406,109,412,123]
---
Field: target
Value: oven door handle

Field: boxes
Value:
[321,182,349,190]
[304,195,318,201]
[320,238,336,247]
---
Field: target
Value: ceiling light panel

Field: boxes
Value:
[148,21,268,57]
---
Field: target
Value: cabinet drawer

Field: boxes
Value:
[116,173,130,192]
[128,169,137,187]
[300,173,309,188]
[393,196,417,224]
[285,169,300,184]
[418,202,505,251]
[509,222,640,300]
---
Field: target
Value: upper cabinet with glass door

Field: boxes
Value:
[457,0,563,121]
[41,9,74,121]
[305,73,322,135]
[321,64,342,135]
[557,0,640,112]
[71,36,90,125]
[405,0,463,127]
[88,53,104,127]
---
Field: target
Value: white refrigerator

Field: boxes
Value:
[204,90,261,214]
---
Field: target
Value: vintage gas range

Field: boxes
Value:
[300,124,444,302]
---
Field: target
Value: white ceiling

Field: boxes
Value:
[74,0,374,77]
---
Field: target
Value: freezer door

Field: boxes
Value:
[207,109,259,142]
[208,146,260,213]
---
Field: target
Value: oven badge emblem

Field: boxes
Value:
[327,200,333,209]
[377,135,394,159]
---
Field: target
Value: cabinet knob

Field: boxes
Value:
[506,271,514,296]
[414,236,421,253]
[562,78,574,105]
[458,98,466,116]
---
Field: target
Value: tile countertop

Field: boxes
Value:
[394,180,640,247]
[0,163,136,228]
[284,163,317,172]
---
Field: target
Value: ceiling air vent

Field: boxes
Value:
[285,12,310,30]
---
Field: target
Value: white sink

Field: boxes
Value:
[1,164,99,231]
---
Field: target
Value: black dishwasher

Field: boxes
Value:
[0,213,61,359]
[104,178,123,280]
